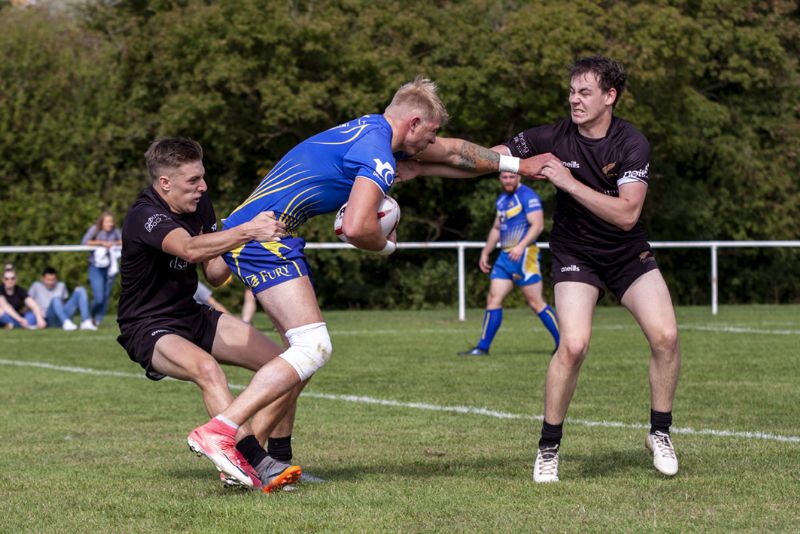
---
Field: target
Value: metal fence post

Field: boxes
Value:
[711,244,718,316]
[458,243,466,321]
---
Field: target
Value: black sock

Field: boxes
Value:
[650,409,672,434]
[538,421,563,448]
[267,435,293,462]
[235,435,267,468]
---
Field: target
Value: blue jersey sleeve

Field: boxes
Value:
[343,130,395,194]
[520,186,543,214]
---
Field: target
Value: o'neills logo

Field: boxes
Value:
[562,161,580,169]
[561,265,580,272]
[621,163,649,181]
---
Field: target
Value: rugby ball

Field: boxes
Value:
[334,195,401,242]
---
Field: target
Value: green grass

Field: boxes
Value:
[1,305,799,532]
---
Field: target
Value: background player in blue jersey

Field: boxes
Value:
[458,171,559,356]
[189,77,544,483]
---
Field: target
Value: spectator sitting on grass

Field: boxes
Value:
[0,267,45,330]
[27,267,96,331]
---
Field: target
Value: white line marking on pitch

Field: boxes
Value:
[0,323,796,344]
[331,324,800,336]
[1,358,798,444]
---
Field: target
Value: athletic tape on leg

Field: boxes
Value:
[279,322,332,381]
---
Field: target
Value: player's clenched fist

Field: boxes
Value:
[247,211,287,242]
[518,152,556,180]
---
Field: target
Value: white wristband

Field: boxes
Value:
[498,154,520,173]
[377,241,397,256]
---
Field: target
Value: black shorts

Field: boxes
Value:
[117,306,222,381]
[550,241,659,301]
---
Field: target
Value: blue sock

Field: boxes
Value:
[477,308,502,351]
[537,305,560,350]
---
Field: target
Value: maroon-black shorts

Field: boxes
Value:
[550,241,659,301]
[117,305,222,381]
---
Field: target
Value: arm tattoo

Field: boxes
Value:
[455,142,500,171]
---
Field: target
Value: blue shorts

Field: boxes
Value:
[223,237,312,295]
[490,246,542,286]
[0,311,36,329]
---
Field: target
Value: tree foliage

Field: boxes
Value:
[1,0,798,308]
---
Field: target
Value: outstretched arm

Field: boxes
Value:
[162,211,286,265]
[397,139,554,182]
[416,138,503,173]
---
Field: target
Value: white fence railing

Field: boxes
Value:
[2,241,799,319]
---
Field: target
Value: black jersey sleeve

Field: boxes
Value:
[127,204,184,252]
[616,131,651,187]
[503,122,562,158]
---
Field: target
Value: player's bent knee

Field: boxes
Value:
[558,338,589,365]
[194,358,227,388]
[278,322,332,381]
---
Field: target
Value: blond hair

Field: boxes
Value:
[385,76,449,126]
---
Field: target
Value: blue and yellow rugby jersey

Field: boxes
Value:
[224,114,397,234]
[497,184,543,250]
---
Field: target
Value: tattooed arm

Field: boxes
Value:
[415,138,502,173]
[399,138,553,181]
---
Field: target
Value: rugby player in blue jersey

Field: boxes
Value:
[186,77,553,487]
[457,171,559,357]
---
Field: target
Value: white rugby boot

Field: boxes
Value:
[646,431,679,476]
[532,444,560,483]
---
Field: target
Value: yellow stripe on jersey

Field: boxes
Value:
[260,241,303,277]
[503,203,522,219]
[501,225,527,251]
[233,160,301,212]
[310,124,369,145]
[281,185,324,222]
[230,173,320,216]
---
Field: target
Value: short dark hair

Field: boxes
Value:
[42,266,57,276]
[570,56,626,107]
[144,137,203,182]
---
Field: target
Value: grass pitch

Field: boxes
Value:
[1,305,799,532]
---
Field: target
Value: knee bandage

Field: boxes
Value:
[278,322,332,381]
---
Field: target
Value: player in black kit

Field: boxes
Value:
[117,137,303,492]
[398,56,680,483]
[503,56,680,482]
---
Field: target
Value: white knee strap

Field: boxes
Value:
[278,322,332,381]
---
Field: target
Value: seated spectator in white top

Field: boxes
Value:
[28,267,96,331]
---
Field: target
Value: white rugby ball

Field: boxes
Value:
[334,195,401,242]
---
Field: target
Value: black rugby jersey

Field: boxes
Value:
[117,187,216,325]
[504,117,651,250]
